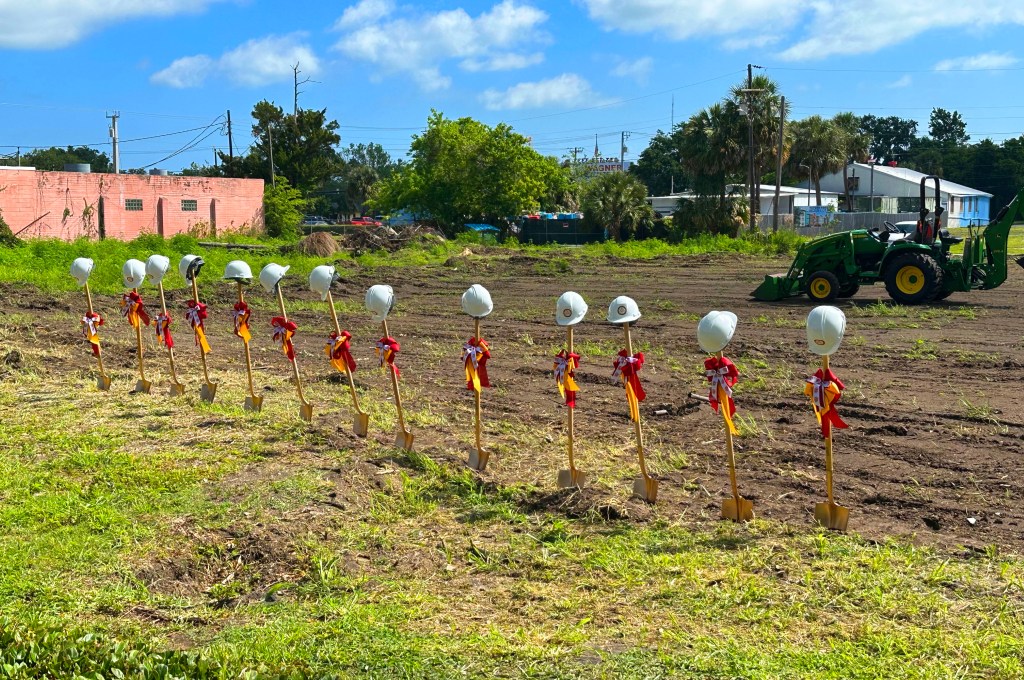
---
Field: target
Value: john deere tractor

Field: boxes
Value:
[754,177,1023,304]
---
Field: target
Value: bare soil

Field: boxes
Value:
[10,251,1024,555]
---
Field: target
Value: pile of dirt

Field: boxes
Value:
[341,224,446,254]
[296,232,338,257]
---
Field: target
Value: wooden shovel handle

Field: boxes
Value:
[237,283,258,399]
[190,277,213,384]
[276,285,309,405]
[381,319,408,433]
[624,322,649,480]
[327,291,364,414]
[158,283,181,384]
[84,283,108,378]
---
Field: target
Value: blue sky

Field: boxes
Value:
[2,0,1023,172]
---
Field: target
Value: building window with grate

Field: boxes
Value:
[181,199,198,212]
[125,198,143,211]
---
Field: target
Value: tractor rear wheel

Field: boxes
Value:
[806,270,840,303]
[837,282,860,298]
[884,252,943,305]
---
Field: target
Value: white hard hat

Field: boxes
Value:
[309,265,338,301]
[806,305,846,356]
[145,254,171,285]
[259,262,290,293]
[697,310,738,354]
[178,254,205,282]
[122,259,146,289]
[606,295,641,324]
[365,284,394,322]
[223,260,253,284]
[70,258,94,287]
[555,291,587,326]
[461,284,493,319]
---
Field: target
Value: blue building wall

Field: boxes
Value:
[947,195,989,226]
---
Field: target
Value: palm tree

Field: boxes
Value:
[730,75,790,216]
[832,112,871,211]
[789,116,845,206]
[679,103,745,206]
[582,172,654,241]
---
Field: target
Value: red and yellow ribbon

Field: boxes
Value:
[376,336,400,379]
[185,300,211,354]
[232,301,251,343]
[612,350,646,422]
[271,316,297,362]
[705,355,739,435]
[81,311,103,357]
[462,337,491,393]
[326,330,357,374]
[805,368,849,438]
[120,291,151,329]
[155,312,174,348]
[554,349,580,408]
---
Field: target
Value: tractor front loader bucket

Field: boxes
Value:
[753,273,799,301]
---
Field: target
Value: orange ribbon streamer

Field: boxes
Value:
[612,350,646,422]
[554,349,580,408]
[326,331,357,374]
[155,312,174,348]
[232,301,251,343]
[376,336,400,379]
[185,300,211,354]
[81,311,103,357]
[462,337,491,393]
[805,368,849,438]
[120,291,151,329]
[705,355,739,435]
[271,316,297,362]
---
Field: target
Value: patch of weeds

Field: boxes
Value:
[959,398,999,422]
[734,414,774,440]
[904,338,940,360]
[675,312,700,322]
[534,258,572,276]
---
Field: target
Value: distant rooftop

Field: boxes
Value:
[848,162,992,197]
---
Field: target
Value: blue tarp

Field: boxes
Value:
[465,223,500,233]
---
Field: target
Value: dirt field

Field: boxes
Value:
[9,250,1022,555]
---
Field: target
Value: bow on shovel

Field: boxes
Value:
[614,322,657,502]
[187,277,217,403]
[705,353,753,522]
[325,290,369,436]
[233,286,263,412]
[466,319,491,471]
[272,285,314,422]
[377,323,413,450]
[122,290,152,394]
[555,327,586,489]
[81,282,111,391]
[154,281,185,397]
[809,354,850,531]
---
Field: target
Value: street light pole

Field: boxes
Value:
[747,64,755,233]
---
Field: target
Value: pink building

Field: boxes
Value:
[0,167,264,240]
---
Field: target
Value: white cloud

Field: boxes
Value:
[333,0,549,90]
[480,73,600,110]
[610,56,652,84]
[0,0,221,49]
[333,0,394,30]
[722,35,781,51]
[579,0,802,42]
[151,34,319,88]
[934,52,1019,71]
[779,1,1024,61]
[886,74,913,88]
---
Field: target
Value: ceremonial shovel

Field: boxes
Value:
[156,281,185,397]
[83,282,111,391]
[326,290,369,436]
[557,325,587,488]
[189,276,217,402]
[715,352,753,522]
[381,318,414,451]
[274,284,314,422]
[130,289,152,394]
[623,321,657,502]
[468,318,489,471]
[813,354,849,531]
[236,283,263,412]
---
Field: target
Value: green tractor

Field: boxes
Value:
[754,177,1023,304]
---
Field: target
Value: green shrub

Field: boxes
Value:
[0,208,21,247]
[263,177,305,239]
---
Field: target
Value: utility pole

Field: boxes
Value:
[226,110,234,170]
[568,146,583,164]
[267,124,275,188]
[772,95,785,233]
[671,95,674,128]
[107,111,120,174]
[15,146,19,166]
[620,131,630,171]
[747,64,755,232]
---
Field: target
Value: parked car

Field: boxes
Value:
[349,216,383,227]
[302,215,329,226]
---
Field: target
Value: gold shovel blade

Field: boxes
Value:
[168,382,185,397]
[199,382,217,403]
[632,476,659,503]
[557,469,588,489]
[298,402,314,422]
[721,497,754,522]
[395,430,415,452]
[468,448,489,471]
[353,412,369,437]
[244,396,263,413]
[133,379,152,394]
[814,502,850,531]
[96,375,112,391]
